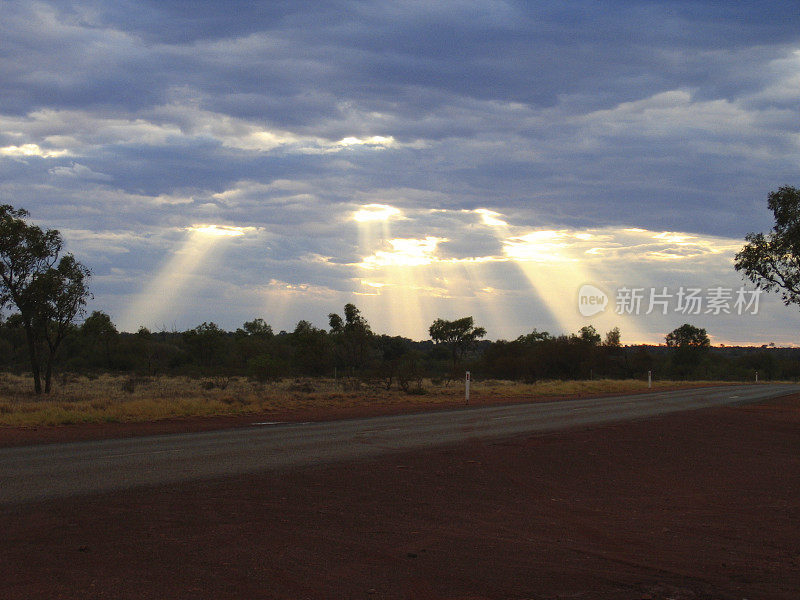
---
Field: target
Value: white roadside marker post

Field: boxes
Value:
[465,371,471,404]
[755,370,759,383]
[648,370,652,389]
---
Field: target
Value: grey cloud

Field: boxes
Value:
[1,0,799,341]
[49,162,112,180]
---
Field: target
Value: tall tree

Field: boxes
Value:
[32,255,92,391]
[603,327,621,348]
[429,316,486,376]
[735,186,800,306]
[234,318,274,369]
[291,320,330,375]
[328,303,374,374]
[0,205,91,393]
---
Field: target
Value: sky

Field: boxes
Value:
[1,1,799,344]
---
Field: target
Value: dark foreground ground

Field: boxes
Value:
[3,395,800,599]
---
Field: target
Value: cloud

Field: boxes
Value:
[1,0,799,343]
[0,143,70,158]
[49,162,112,180]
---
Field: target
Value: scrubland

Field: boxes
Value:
[0,373,736,427]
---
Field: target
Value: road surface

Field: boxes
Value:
[0,384,795,504]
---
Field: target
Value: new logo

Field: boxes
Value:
[578,284,608,317]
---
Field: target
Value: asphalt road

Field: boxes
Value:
[0,384,795,504]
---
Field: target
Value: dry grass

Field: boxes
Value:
[0,372,735,427]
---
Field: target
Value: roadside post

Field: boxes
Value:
[648,370,652,389]
[755,370,759,383]
[465,371,471,404]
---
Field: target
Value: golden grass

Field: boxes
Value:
[0,372,736,427]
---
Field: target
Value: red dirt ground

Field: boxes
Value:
[2,395,800,599]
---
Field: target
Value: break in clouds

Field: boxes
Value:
[1,1,799,343]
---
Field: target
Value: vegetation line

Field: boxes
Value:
[0,374,743,427]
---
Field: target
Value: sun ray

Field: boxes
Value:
[349,206,729,344]
[119,225,250,331]
[456,261,507,339]
[354,203,439,337]
[478,211,651,342]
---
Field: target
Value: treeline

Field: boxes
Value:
[481,336,800,382]
[1,304,798,388]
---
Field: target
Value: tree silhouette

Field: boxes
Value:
[328,303,374,375]
[429,316,486,377]
[665,323,710,377]
[735,186,800,306]
[0,205,91,393]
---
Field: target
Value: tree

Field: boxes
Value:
[603,327,621,348]
[133,326,173,376]
[34,255,92,391]
[375,335,410,390]
[81,310,119,368]
[238,318,273,338]
[516,329,551,345]
[577,325,601,345]
[0,205,91,393]
[665,323,710,349]
[735,186,800,306]
[328,303,374,374]
[182,322,227,371]
[234,318,274,369]
[291,319,330,375]
[665,323,710,377]
[429,316,486,376]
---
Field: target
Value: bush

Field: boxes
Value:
[121,377,137,394]
[200,376,231,390]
